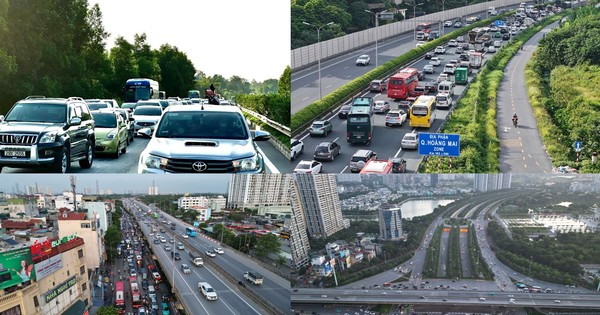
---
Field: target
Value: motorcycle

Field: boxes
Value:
[512,118,518,127]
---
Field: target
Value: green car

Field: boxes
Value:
[91,110,127,158]
[493,31,502,38]
[161,302,170,315]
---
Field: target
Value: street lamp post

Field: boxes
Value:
[364,10,382,67]
[303,21,334,101]
[409,2,424,44]
[441,0,446,35]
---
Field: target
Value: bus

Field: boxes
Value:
[185,227,197,237]
[188,90,201,99]
[115,281,125,314]
[416,22,433,33]
[129,276,142,308]
[410,95,436,128]
[124,78,159,103]
[388,68,420,100]
[347,106,374,145]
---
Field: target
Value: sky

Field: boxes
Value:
[92,0,290,82]
[0,174,230,195]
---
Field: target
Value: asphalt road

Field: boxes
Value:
[129,199,291,314]
[497,24,555,173]
[1,136,288,174]
[292,36,507,173]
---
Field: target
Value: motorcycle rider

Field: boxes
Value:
[512,113,518,126]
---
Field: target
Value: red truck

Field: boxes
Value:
[148,265,161,283]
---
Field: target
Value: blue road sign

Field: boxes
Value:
[493,20,505,27]
[418,133,461,157]
[575,141,582,150]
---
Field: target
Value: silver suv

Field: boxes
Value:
[137,105,270,173]
[350,149,377,173]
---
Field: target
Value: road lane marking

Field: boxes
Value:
[340,166,348,173]
[258,146,279,174]
[326,85,332,89]
[302,96,309,101]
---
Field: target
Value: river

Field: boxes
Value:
[345,199,455,221]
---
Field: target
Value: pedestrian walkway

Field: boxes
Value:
[497,23,556,173]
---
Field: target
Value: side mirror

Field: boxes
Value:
[70,117,82,126]
[253,130,270,141]
[0,115,5,123]
[137,128,153,138]
[129,117,135,122]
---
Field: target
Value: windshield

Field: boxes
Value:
[137,101,160,107]
[125,87,151,102]
[88,102,109,111]
[404,135,416,141]
[390,79,404,86]
[155,111,248,139]
[311,123,324,129]
[6,103,66,123]
[436,96,448,102]
[348,116,369,123]
[315,146,330,153]
[297,163,310,170]
[133,107,162,116]
[92,113,117,128]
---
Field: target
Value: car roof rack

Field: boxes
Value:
[67,97,84,101]
[25,95,46,99]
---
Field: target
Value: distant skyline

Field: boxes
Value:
[0,174,230,195]
[92,0,290,82]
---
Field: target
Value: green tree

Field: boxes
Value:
[254,233,281,258]
[104,225,121,260]
[275,255,287,268]
[133,33,161,81]
[109,37,138,96]
[278,66,290,95]
[156,44,196,98]
[96,306,119,315]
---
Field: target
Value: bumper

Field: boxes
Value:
[0,143,62,167]
[95,139,119,153]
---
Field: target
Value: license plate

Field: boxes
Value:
[356,136,362,138]
[4,150,26,157]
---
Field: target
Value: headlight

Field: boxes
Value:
[232,154,261,172]
[107,130,117,140]
[39,132,58,143]
[141,153,168,170]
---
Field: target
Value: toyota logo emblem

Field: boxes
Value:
[192,161,208,172]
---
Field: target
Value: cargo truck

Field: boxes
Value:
[455,67,469,84]
[243,271,264,285]
[469,52,483,69]
[189,252,204,267]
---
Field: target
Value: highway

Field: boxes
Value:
[292,39,502,173]
[0,137,289,174]
[127,199,290,315]
[497,24,554,173]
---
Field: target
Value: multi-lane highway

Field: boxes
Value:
[126,199,290,315]
[292,38,503,173]
[1,138,288,174]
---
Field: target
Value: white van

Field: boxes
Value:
[437,80,455,97]
[435,93,453,109]
[147,285,156,297]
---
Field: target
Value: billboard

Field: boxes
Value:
[34,253,63,282]
[0,247,36,290]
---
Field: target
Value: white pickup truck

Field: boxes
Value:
[244,271,264,285]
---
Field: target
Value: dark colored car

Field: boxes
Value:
[0,96,95,173]
[338,105,352,119]
[313,141,341,161]
[425,51,434,60]
[502,33,511,40]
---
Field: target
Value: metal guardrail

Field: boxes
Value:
[239,106,290,137]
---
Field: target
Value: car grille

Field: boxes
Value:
[138,122,155,127]
[0,134,38,145]
[165,158,235,173]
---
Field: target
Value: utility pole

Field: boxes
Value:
[70,175,77,212]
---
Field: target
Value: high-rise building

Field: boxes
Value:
[473,174,512,192]
[288,190,310,269]
[378,207,403,240]
[148,186,159,195]
[292,174,348,238]
[430,174,439,187]
[227,174,291,209]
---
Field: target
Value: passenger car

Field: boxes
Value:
[356,54,370,66]
[434,46,446,54]
[137,105,270,174]
[199,282,218,301]
[85,100,111,111]
[429,57,441,66]
[448,39,458,47]
[350,150,377,173]
[444,20,453,27]
[416,41,427,47]
[385,110,407,127]
[423,64,435,74]
[91,110,128,158]
[132,105,163,132]
[401,132,419,149]
[443,64,456,74]
[113,108,135,144]
[369,80,386,93]
[309,120,332,136]
[293,160,322,174]
[437,73,449,83]
[291,138,304,161]
[205,250,216,257]
[0,96,95,173]
[213,247,224,254]
[493,40,502,48]
[373,100,390,113]
[453,21,463,28]
[338,105,351,119]
[313,141,341,161]
[164,245,171,251]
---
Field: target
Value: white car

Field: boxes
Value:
[423,64,435,74]
[356,54,370,66]
[401,132,419,149]
[205,250,216,258]
[487,46,497,53]
[448,39,458,47]
[373,100,390,113]
[181,264,191,274]
[429,57,441,66]
[434,46,446,54]
[293,160,322,174]
[291,138,304,161]
[199,282,218,301]
[182,234,189,239]
[437,73,449,83]
[213,247,224,254]
[443,64,456,74]
[444,20,453,27]
[416,41,427,47]
[132,105,163,133]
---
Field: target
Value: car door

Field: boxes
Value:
[117,114,127,146]
[67,105,87,156]
[333,142,341,156]
[324,121,332,133]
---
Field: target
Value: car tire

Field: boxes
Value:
[113,144,121,159]
[53,147,71,173]
[121,140,127,154]
[79,141,94,169]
